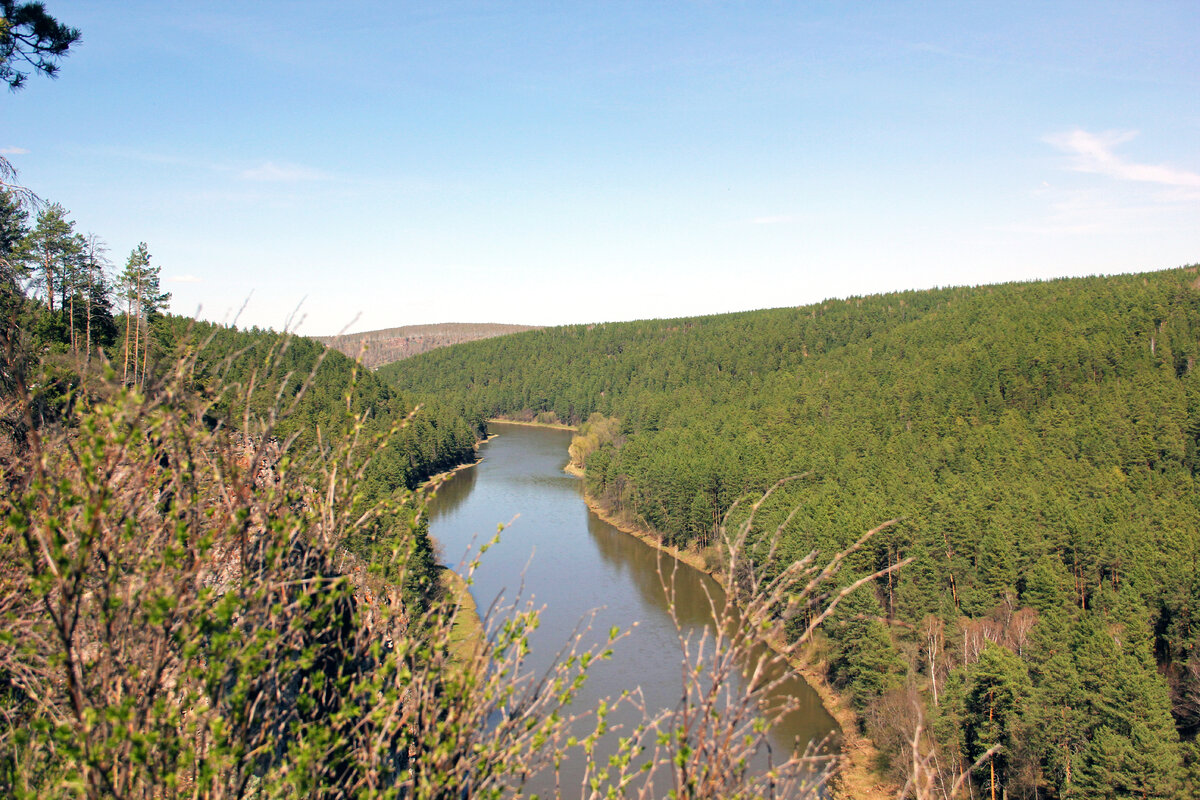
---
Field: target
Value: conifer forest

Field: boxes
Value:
[6,1,1200,798]
[386,268,1200,797]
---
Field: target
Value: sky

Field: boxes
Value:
[4,1,1199,335]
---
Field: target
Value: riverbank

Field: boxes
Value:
[486,416,578,431]
[419,434,498,493]
[439,567,485,671]
[578,491,894,800]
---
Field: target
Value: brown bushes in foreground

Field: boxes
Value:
[0,335,996,799]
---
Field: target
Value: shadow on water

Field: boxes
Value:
[585,510,840,748]
[425,462,477,518]
[426,422,840,793]
[585,512,721,631]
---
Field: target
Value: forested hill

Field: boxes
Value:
[318,322,540,368]
[383,266,1200,796]
[159,317,485,493]
[155,317,486,606]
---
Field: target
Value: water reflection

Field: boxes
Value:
[586,512,722,630]
[426,422,839,791]
[425,461,477,517]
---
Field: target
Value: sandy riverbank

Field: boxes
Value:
[439,567,485,672]
[486,416,578,431]
[577,491,894,800]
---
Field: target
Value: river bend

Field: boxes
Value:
[426,422,839,788]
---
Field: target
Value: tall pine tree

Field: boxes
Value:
[118,242,169,385]
[963,643,1032,800]
[26,202,77,315]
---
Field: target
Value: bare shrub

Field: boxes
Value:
[569,479,908,799]
[0,336,998,799]
[894,706,1000,800]
[0,337,608,798]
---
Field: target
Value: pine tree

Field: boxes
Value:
[64,233,88,353]
[826,586,906,708]
[963,642,1032,800]
[0,188,29,314]
[0,188,28,281]
[1071,614,1183,798]
[0,0,81,90]
[117,242,169,385]
[1027,627,1087,795]
[77,233,112,363]
[118,243,149,384]
[975,528,1017,609]
[1022,552,1074,615]
[137,250,170,385]
[25,202,77,315]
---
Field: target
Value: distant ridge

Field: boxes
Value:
[317,322,540,368]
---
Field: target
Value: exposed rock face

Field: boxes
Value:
[318,323,539,368]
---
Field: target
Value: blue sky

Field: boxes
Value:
[5,1,1198,335]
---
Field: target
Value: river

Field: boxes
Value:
[426,421,839,792]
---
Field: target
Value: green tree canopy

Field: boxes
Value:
[0,1,80,89]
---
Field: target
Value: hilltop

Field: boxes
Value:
[384,266,1200,797]
[318,322,540,368]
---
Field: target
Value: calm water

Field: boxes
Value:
[426,422,839,790]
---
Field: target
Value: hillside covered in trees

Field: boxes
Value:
[385,266,1200,797]
[1,175,847,797]
[1,178,578,795]
[0,179,487,613]
[318,323,540,369]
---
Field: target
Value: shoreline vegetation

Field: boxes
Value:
[577,492,893,800]
[466,416,890,796]
[418,433,499,493]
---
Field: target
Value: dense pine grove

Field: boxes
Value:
[384,267,1200,796]
[154,316,486,495]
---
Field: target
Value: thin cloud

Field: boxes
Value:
[997,185,1190,237]
[1045,129,1200,188]
[749,214,795,225]
[240,161,329,182]
[0,147,29,155]
[89,146,200,166]
[169,274,203,284]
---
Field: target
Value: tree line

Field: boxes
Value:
[2,192,169,385]
[0,187,847,800]
[384,267,1200,797]
[0,184,486,611]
